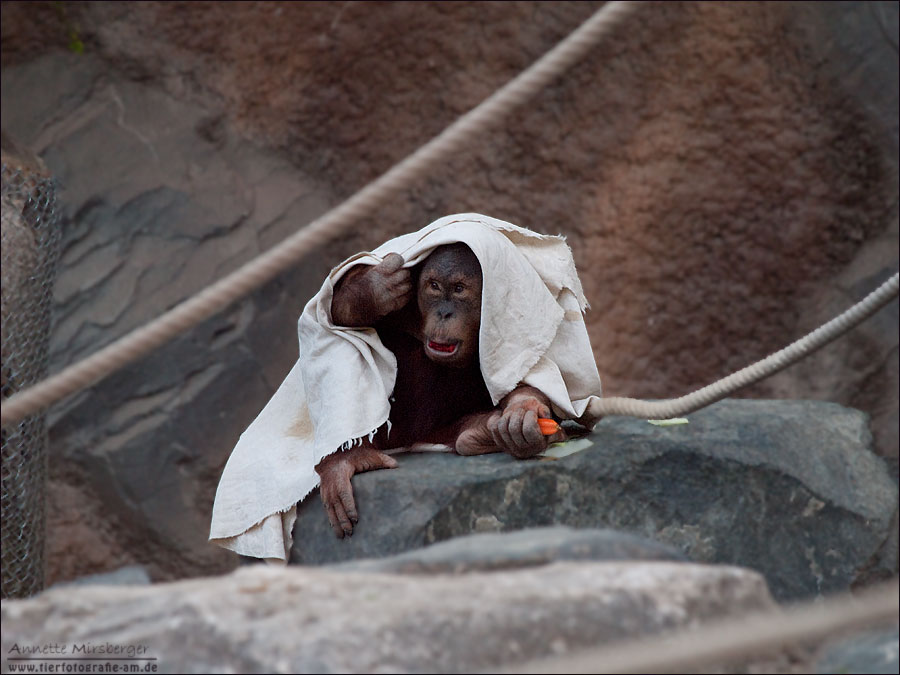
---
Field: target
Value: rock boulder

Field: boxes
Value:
[292,399,898,601]
[331,525,687,575]
[0,1,895,585]
[0,561,776,674]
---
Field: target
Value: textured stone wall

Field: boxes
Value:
[0,1,896,582]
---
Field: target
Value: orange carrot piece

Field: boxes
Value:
[537,418,560,435]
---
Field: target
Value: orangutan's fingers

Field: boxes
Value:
[332,496,354,537]
[322,495,344,539]
[379,253,405,273]
[520,409,546,451]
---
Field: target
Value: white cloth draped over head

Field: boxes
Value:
[209,214,603,563]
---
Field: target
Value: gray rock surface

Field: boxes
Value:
[292,399,898,601]
[331,526,686,574]
[0,1,895,587]
[815,627,899,675]
[1,51,336,583]
[50,564,151,588]
[0,561,775,674]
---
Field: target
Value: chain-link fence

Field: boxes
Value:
[1,156,61,598]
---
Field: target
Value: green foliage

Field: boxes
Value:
[68,32,84,54]
[52,1,84,54]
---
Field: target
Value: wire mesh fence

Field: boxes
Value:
[1,158,61,598]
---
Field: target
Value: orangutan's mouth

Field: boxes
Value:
[427,340,459,355]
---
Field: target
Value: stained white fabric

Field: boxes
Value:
[209,214,603,562]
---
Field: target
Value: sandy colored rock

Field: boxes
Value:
[1,561,776,674]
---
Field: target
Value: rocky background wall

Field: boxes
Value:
[0,0,897,584]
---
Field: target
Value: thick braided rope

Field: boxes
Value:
[0,1,642,427]
[594,273,899,419]
[501,578,899,674]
